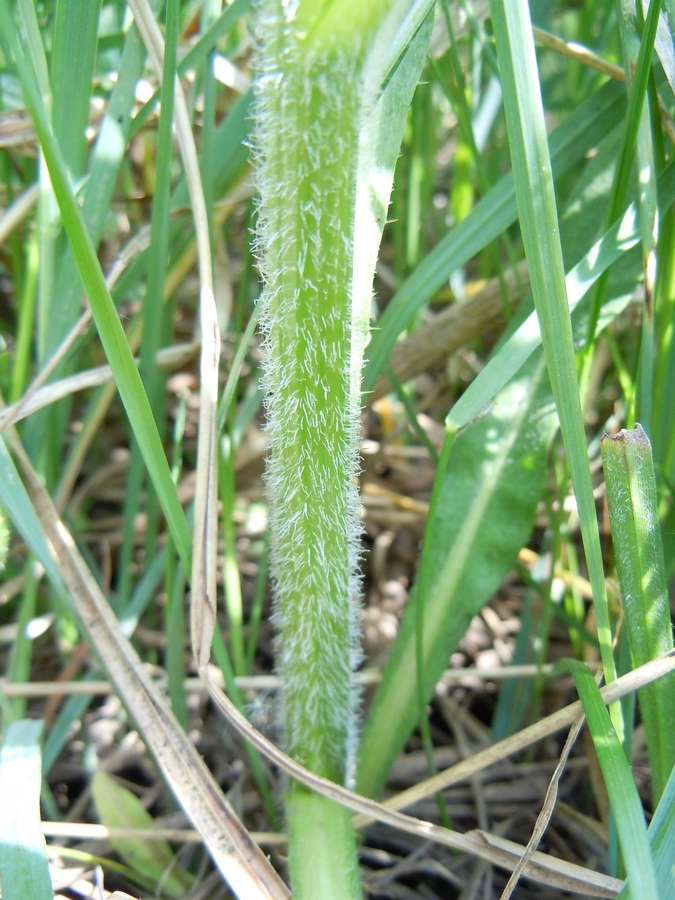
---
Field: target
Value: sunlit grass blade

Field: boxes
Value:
[571,661,658,898]
[0,719,52,900]
[0,2,192,575]
[601,424,675,803]
[489,0,616,690]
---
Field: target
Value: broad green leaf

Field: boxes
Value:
[0,720,53,900]
[91,770,193,898]
[357,354,558,797]
[254,0,432,891]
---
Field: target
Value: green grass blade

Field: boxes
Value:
[0,720,53,900]
[4,561,38,721]
[571,661,659,899]
[489,0,616,688]
[117,0,180,607]
[0,3,192,576]
[219,434,247,676]
[14,0,50,123]
[0,437,67,595]
[583,0,661,361]
[601,425,675,802]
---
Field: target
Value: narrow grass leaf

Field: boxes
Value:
[571,661,658,899]
[0,437,66,595]
[40,15,156,364]
[116,0,180,607]
[489,0,616,686]
[601,424,675,802]
[0,719,52,900]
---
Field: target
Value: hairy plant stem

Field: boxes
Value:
[254,1,418,893]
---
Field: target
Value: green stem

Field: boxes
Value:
[254,1,424,893]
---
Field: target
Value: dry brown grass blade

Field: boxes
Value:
[7,428,290,899]
[199,667,622,897]
[369,261,529,402]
